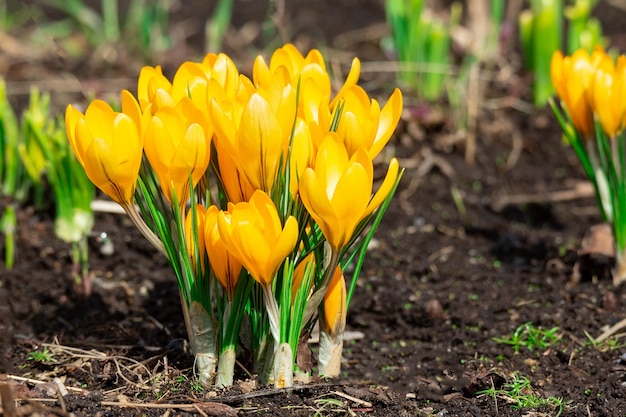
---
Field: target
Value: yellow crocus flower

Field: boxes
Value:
[334,86,403,159]
[216,190,298,287]
[550,48,604,139]
[253,43,329,91]
[253,44,361,122]
[211,87,294,193]
[201,53,240,99]
[204,205,242,300]
[65,92,143,207]
[138,54,241,118]
[299,133,399,251]
[590,54,626,137]
[144,98,211,206]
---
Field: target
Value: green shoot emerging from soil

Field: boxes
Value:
[27,346,57,363]
[493,322,561,353]
[477,372,567,416]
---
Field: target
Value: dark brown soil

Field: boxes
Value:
[3,1,626,416]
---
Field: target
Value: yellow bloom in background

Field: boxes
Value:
[253,43,329,91]
[65,94,143,207]
[322,266,346,337]
[299,133,399,251]
[185,204,207,273]
[201,53,240,99]
[334,86,403,159]
[253,44,363,127]
[590,54,626,137]
[170,62,213,115]
[138,54,241,119]
[205,205,242,300]
[137,65,176,113]
[144,98,211,206]
[550,48,604,139]
[217,190,298,287]
[253,44,331,120]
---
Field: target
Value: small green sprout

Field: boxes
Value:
[27,346,56,363]
[493,322,560,353]
[190,379,204,393]
[477,372,567,416]
[583,331,626,351]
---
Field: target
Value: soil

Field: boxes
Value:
[3,1,626,416]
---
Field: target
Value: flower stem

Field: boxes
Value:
[614,247,626,286]
[273,342,293,388]
[216,348,236,388]
[262,284,281,344]
[302,248,340,325]
[318,329,344,377]
[123,202,167,256]
[181,298,217,385]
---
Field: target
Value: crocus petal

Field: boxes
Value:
[205,206,242,299]
[314,134,350,200]
[299,168,343,248]
[238,93,283,191]
[330,57,361,109]
[550,51,565,101]
[365,158,400,217]
[370,88,403,159]
[65,104,86,166]
[249,190,283,240]
[330,162,371,243]
[323,266,346,335]
[265,216,298,282]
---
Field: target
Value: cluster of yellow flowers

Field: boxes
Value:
[550,47,626,286]
[551,47,626,139]
[64,44,403,387]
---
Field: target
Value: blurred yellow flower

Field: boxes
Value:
[590,54,626,137]
[65,91,143,207]
[550,48,604,139]
[217,191,298,287]
[204,205,242,300]
[144,98,211,206]
[299,133,399,251]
